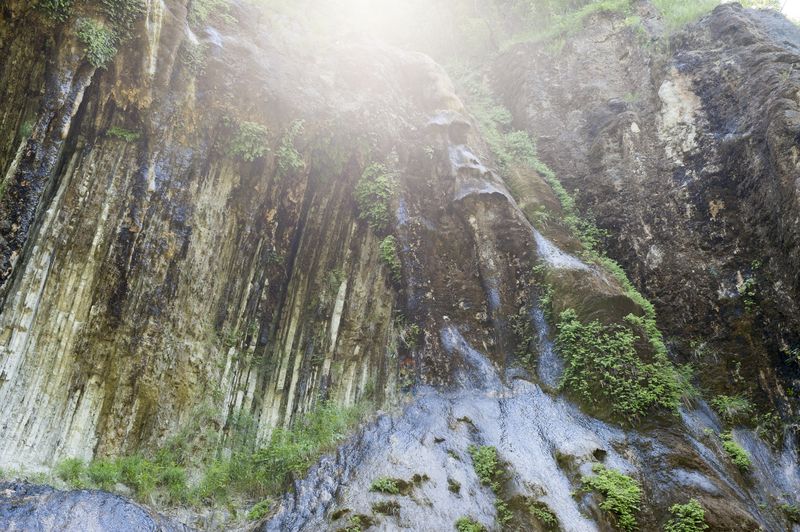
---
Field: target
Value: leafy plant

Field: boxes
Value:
[455,516,487,532]
[379,235,402,282]
[354,163,396,233]
[230,121,269,162]
[77,19,117,68]
[780,503,800,524]
[87,459,120,490]
[100,0,146,36]
[556,308,683,424]
[720,432,752,473]
[664,499,708,532]
[36,0,73,22]
[581,464,641,532]
[370,476,401,495]
[468,445,503,492]
[276,120,305,177]
[56,458,87,488]
[710,395,753,426]
[189,0,232,28]
[529,501,559,529]
[247,499,271,520]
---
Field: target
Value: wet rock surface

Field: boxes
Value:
[0,482,191,531]
[0,1,799,531]
[494,3,800,417]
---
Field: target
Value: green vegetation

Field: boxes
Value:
[448,477,461,493]
[379,235,402,282]
[276,120,305,177]
[36,0,73,22]
[53,400,367,509]
[529,500,559,529]
[720,432,752,473]
[495,499,513,526]
[77,19,117,69]
[651,0,719,30]
[454,68,695,425]
[556,308,684,424]
[710,395,753,426]
[581,464,641,532]
[372,500,400,516]
[370,476,401,495]
[230,121,270,161]
[189,0,234,28]
[99,0,147,36]
[455,516,487,532]
[664,499,708,532]
[107,126,140,143]
[354,163,396,233]
[468,445,503,492]
[780,503,800,524]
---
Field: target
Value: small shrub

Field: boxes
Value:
[189,0,232,28]
[379,235,402,282]
[342,514,375,532]
[664,499,708,532]
[710,395,753,426]
[354,163,396,233]
[455,516,487,532]
[77,19,117,68]
[87,459,120,490]
[495,499,513,526]
[247,499,272,520]
[581,464,641,532]
[107,126,140,142]
[276,120,305,177]
[230,121,269,162]
[372,500,400,516]
[370,476,401,495]
[720,432,752,473]
[56,458,86,488]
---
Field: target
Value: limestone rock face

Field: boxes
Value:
[494,3,800,421]
[0,1,799,531]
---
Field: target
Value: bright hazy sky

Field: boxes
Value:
[782,0,800,20]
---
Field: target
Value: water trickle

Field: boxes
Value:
[529,303,563,389]
[532,228,589,270]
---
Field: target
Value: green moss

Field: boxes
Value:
[77,19,117,69]
[372,500,400,516]
[720,432,752,473]
[664,499,708,532]
[556,308,683,424]
[276,120,305,177]
[247,499,272,520]
[355,163,396,233]
[379,235,402,282]
[455,516,487,532]
[230,121,269,162]
[710,395,753,426]
[107,126,140,143]
[581,464,641,532]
